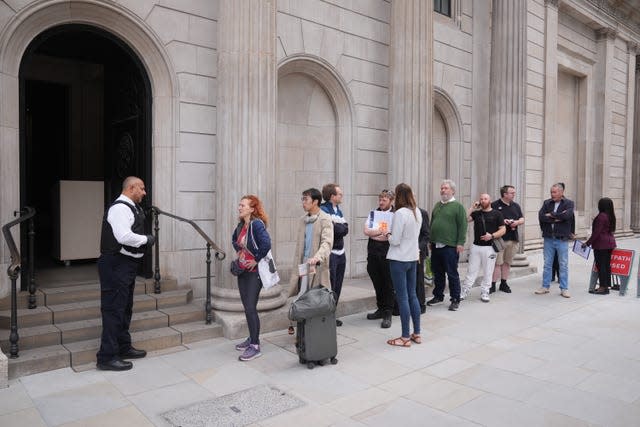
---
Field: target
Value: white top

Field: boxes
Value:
[387,207,421,262]
[108,194,148,258]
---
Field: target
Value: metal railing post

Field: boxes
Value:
[205,243,212,324]
[8,265,20,358]
[28,216,36,309]
[153,208,161,294]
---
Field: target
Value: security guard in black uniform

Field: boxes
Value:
[96,176,155,371]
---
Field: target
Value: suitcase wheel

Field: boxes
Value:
[330,357,338,365]
[307,362,315,370]
[317,360,325,366]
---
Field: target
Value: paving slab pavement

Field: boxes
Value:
[1,237,640,426]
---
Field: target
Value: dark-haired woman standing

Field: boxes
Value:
[584,198,616,295]
[232,195,272,360]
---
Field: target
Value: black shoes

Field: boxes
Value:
[448,301,459,311]
[336,319,343,327]
[420,305,426,314]
[367,309,384,320]
[426,297,443,306]
[381,312,392,329]
[593,287,610,295]
[119,347,147,359]
[97,358,133,371]
[489,283,496,294]
[499,281,512,293]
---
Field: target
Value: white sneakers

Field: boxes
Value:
[560,289,571,298]
[480,293,490,303]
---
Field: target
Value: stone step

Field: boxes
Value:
[152,288,193,308]
[65,327,184,366]
[0,324,60,353]
[0,290,45,311]
[8,344,70,379]
[160,301,207,324]
[171,321,224,344]
[0,305,52,329]
[50,294,158,324]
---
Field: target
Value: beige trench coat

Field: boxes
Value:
[288,210,334,297]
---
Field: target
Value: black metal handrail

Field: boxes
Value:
[150,206,225,324]
[1,206,36,358]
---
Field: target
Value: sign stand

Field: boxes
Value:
[588,249,635,296]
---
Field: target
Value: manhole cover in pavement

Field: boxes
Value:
[162,384,305,427]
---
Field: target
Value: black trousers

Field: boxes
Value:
[329,253,346,304]
[416,255,426,308]
[366,253,395,312]
[594,249,613,289]
[97,253,140,363]
[238,270,262,345]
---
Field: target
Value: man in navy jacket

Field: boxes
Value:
[320,183,349,326]
[536,183,575,298]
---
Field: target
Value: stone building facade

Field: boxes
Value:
[0,0,639,305]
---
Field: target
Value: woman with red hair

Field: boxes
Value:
[231,195,271,361]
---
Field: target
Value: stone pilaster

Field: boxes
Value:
[388,0,433,205]
[213,0,285,311]
[489,0,529,265]
[624,42,637,234]
[543,0,559,193]
[631,44,640,232]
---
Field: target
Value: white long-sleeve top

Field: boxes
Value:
[387,207,421,262]
[108,195,148,258]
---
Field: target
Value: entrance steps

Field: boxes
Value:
[0,277,223,379]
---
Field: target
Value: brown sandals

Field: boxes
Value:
[387,337,411,347]
[410,334,422,344]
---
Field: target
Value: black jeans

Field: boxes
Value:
[329,253,346,304]
[366,253,395,312]
[238,270,262,345]
[97,253,139,363]
[431,246,461,302]
[594,249,613,289]
[416,255,426,308]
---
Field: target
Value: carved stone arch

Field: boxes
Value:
[278,54,356,190]
[276,54,356,275]
[432,86,464,201]
[0,1,178,295]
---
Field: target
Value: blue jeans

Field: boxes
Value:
[542,237,568,290]
[431,246,461,301]
[389,260,421,338]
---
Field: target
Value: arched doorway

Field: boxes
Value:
[19,24,153,285]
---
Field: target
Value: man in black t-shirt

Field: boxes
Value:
[491,185,524,293]
[460,193,506,304]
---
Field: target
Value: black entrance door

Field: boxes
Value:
[19,24,153,288]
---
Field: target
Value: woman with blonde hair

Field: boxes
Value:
[231,195,271,361]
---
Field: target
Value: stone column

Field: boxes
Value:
[632,47,640,232]
[213,0,285,311]
[542,0,558,193]
[388,0,433,205]
[489,0,529,265]
[624,43,638,234]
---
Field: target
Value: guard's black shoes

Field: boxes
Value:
[119,347,147,359]
[499,281,512,293]
[420,305,427,314]
[448,301,459,311]
[366,309,384,320]
[381,314,392,329]
[97,358,133,371]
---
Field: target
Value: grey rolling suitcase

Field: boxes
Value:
[296,312,338,369]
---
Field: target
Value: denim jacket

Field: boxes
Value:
[232,219,271,261]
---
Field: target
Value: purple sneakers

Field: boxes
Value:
[235,338,251,351]
[238,344,262,361]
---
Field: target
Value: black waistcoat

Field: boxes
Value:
[100,201,146,255]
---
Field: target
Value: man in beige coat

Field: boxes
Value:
[289,188,334,297]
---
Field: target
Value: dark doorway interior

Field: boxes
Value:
[19,25,153,288]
